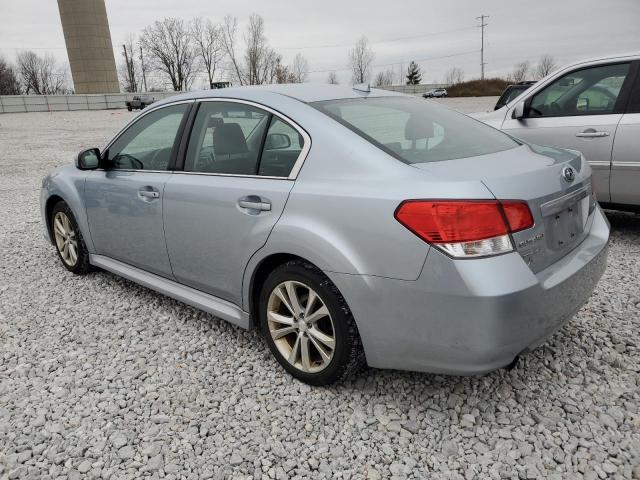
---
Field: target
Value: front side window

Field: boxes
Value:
[184,102,270,175]
[528,63,629,118]
[106,104,188,170]
[312,96,518,164]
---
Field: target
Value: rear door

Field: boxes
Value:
[163,99,310,306]
[610,61,640,206]
[501,62,634,203]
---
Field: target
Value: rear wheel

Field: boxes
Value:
[127,105,132,111]
[259,260,365,386]
[51,201,91,274]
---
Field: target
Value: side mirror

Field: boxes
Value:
[265,133,291,150]
[76,148,101,170]
[512,101,526,120]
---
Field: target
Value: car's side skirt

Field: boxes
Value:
[89,254,250,329]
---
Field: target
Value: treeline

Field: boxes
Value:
[0,52,69,95]
[119,14,311,92]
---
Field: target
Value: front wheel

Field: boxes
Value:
[259,260,365,386]
[51,201,91,274]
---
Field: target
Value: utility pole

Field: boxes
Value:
[476,14,489,80]
[122,44,133,92]
[139,46,148,92]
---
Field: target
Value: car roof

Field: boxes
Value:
[557,52,640,71]
[151,83,406,109]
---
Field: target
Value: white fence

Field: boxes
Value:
[0,92,179,114]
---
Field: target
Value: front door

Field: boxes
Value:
[502,62,632,203]
[163,100,308,306]
[85,103,190,277]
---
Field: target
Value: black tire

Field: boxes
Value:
[50,201,91,275]
[127,105,132,111]
[258,260,365,386]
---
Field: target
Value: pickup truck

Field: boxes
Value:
[125,95,155,111]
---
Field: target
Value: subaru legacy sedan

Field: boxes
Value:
[41,84,609,385]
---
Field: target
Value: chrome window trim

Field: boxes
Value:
[172,170,293,181]
[194,97,312,180]
[98,97,312,180]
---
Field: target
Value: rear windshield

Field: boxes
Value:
[312,96,519,164]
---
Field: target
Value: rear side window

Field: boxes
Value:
[259,117,304,177]
[184,102,270,175]
[312,96,518,164]
[184,101,306,177]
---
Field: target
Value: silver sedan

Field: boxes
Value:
[40,84,609,385]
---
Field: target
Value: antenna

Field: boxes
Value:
[476,15,489,80]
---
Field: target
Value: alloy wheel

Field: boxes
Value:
[266,280,336,373]
[53,211,78,267]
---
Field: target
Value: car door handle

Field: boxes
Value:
[576,130,610,138]
[138,190,159,199]
[238,199,271,211]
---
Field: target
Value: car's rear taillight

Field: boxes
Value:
[394,200,533,258]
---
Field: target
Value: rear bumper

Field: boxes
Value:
[327,206,610,374]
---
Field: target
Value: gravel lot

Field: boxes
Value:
[0,103,639,480]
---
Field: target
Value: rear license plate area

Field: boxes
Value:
[544,196,589,251]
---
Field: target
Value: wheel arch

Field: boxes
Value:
[246,253,314,328]
[45,194,65,244]
[42,170,95,252]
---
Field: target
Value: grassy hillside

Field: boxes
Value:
[447,78,510,97]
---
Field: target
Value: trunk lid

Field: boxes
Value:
[411,144,597,272]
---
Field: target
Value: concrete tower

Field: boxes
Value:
[56,0,120,93]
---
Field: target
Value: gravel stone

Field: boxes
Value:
[0,108,638,479]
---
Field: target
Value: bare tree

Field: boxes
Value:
[327,71,339,84]
[191,18,224,89]
[535,54,557,79]
[374,69,394,87]
[291,53,309,83]
[243,14,281,85]
[140,18,198,91]
[444,67,464,85]
[16,51,67,94]
[0,56,21,94]
[349,36,374,84]
[509,61,531,83]
[119,35,138,93]
[220,15,244,86]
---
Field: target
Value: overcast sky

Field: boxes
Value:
[1,0,638,88]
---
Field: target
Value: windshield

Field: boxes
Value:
[312,96,519,164]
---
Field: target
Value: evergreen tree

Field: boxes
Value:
[406,61,422,85]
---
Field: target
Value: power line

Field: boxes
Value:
[274,25,477,51]
[476,14,489,80]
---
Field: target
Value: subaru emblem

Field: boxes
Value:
[562,166,576,183]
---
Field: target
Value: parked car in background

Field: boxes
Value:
[475,53,640,210]
[423,88,448,98]
[494,81,537,110]
[41,84,609,385]
[125,95,155,111]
